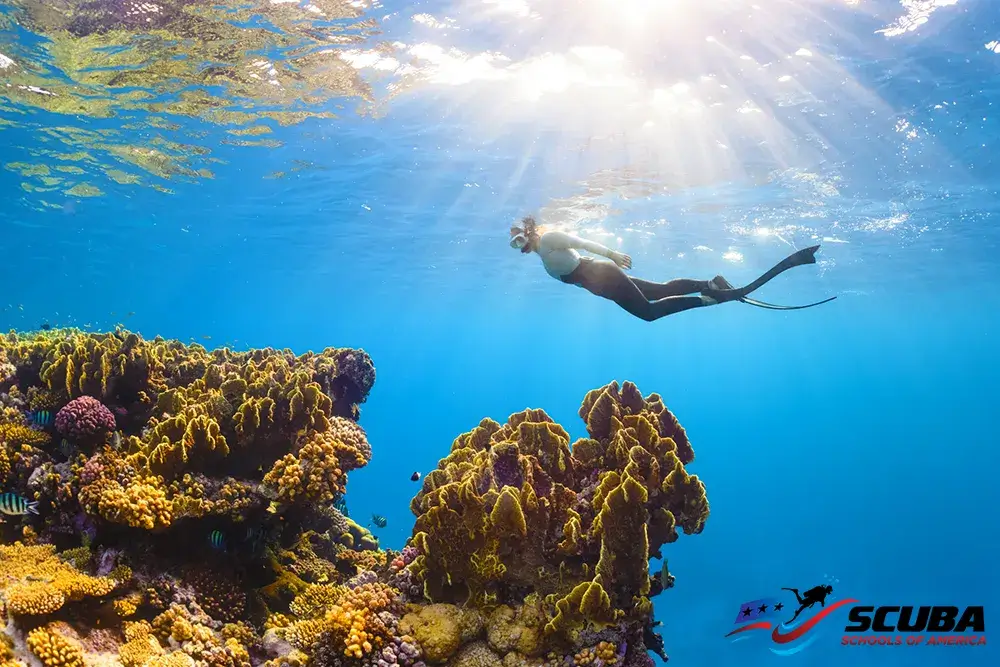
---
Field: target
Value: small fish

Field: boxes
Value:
[59,439,74,458]
[332,495,349,517]
[209,529,226,550]
[111,432,122,449]
[201,335,211,340]
[371,514,387,529]
[40,322,51,331]
[0,493,39,516]
[31,410,53,427]
[410,471,421,482]
[245,525,267,551]
[659,559,674,591]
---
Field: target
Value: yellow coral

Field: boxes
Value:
[263,431,347,503]
[0,445,10,484]
[399,604,465,663]
[410,380,710,645]
[285,581,400,657]
[90,475,174,530]
[26,625,84,667]
[119,621,165,667]
[0,543,118,617]
[147,654,195,667]
[145,403,229,477]
[0,421,49,448]
[115,592,143,618]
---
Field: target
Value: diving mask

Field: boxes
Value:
[509,232,527,249]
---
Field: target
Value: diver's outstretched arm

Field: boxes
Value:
[542,230,614,257]
[542,230,631,267]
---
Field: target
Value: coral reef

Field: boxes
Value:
[0,329,705,667]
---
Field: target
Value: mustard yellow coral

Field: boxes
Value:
[26,625,84,667]
[0,543,118,616]
[0,421,49,448]
[285,581,402,659]
[409,381,710,642]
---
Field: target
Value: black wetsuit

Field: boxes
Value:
[560,257,709,322]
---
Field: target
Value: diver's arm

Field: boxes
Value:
[542,230,615,258]
[542,231,632,269]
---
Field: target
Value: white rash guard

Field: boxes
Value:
[536,230,615,280]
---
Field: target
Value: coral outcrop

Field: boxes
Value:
[0,328,705,667]
[407,381,709,650]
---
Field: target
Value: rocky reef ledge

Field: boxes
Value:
[0,329,709,667]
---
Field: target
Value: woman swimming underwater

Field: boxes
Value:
[509,216,835,322]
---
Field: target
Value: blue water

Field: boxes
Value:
[2,0,998,665]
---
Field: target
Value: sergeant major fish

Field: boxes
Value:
[209,529,226,550]
[0,493,39,516]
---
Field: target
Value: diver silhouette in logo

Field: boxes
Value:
[781,585,833,624]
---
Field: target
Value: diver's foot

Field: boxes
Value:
[708,275,734,291]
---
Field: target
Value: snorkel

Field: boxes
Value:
[509,216,538,254]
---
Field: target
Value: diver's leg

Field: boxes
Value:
[578,261,713,322]
[629,277,710,299]
[782,588,805,604]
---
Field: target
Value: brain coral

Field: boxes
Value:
[407,381,710,637]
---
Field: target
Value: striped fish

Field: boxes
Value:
[209,529,226,550]
[0,493,39,516]
[371,513,387,529]
[245,525,267,551]
[30,410,52,427]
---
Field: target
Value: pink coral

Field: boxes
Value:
[56,396,116,444]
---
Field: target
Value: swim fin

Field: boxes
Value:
[702,245,821,303]
[739,295,837,310]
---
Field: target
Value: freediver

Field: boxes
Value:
[508,215,836,322]
[782,585,834,624]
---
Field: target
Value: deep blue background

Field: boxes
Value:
[1,0,998,665]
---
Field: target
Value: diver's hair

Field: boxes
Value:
[520,215,538,235]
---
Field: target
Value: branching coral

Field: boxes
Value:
[0,543,119,616]
[26,624,85,667]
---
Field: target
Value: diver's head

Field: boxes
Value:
[509,215,540,254]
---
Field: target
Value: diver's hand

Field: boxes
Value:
[610,251,632,270]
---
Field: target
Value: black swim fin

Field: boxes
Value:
[739,295,837,310]
[703,245,821,303]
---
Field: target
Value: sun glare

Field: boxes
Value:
[336,0,965,241]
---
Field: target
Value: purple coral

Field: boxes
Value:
[56,396,116,444]
[347,569,378,589]
[400,545,417,565]
[377,635,423,667]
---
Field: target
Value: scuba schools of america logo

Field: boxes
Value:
[725,584,986,656]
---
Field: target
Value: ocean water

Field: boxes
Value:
[1,0,998,666]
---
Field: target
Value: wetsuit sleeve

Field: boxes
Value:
[542,231,615,258]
